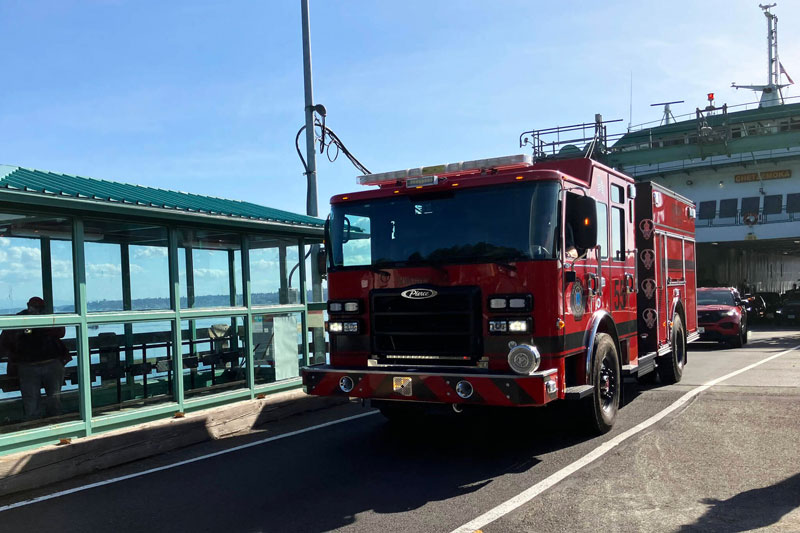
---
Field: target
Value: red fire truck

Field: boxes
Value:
[303,139,698,433]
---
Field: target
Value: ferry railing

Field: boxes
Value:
[696,205,799,227]
[626,94,800,133]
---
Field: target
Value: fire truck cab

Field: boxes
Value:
[302,152,698,434]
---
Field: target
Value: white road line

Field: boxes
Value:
[451,343,800,533]
[0,410,379,513]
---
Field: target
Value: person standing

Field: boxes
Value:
[0,297,67,419]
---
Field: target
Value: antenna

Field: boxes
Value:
[650,100,683,125]
[628,72,633,131]
[732,3,786,107]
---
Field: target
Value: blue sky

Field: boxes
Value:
[1,0,798,222]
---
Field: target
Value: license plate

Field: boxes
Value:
[393,377,413,396]
[789,315,796,320]
[697,327,705,333]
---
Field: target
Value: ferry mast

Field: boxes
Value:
[732,3,789,107]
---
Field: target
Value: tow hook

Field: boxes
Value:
[452,403,463,414]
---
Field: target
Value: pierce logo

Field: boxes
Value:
[639,249,655,270]
[643,308,657,329]
[641,278,657,299]
[639,219,654,240]
[401,288,438,299]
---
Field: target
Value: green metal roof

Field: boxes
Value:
[0,165,323,228]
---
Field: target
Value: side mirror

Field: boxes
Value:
[569,195,598,250]
[342,217,351,243]
[317,246,328,280]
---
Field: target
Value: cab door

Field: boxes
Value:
[607,177,638,362]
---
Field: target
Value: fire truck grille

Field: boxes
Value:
[370,286,482,365]
[698,310,723,323]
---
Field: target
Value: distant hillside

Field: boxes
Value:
[0,288,328,315]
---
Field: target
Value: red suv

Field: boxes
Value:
[697,287,748,347]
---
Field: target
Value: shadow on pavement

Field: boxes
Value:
[689,329,800,353]
[272,404,597,532]
[678,471,800,532]
[0,402,605,533]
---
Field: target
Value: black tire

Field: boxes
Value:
[729,324,744,348]
[582,333,620,434]
[742,319,748,345]
[658,315,686,384]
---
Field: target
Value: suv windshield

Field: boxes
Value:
[698,290,736,306]
[329,181,559,269]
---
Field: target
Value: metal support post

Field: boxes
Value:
[40,237,54,313]
[72,219,92,435]
[298,240,310,366]
[168,228,184,409]
[279,245,288,304]
[241,235,255,396]
[121,244,134,389]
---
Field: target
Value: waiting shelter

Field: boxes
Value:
[0,165,325,454]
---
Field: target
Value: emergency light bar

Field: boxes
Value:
[357,154,534,186]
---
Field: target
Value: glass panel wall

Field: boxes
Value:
[0,325,80,431]
[181,316,246,398]
[252,312,303,385]
[89,320,175,415]
[249,235,300,305]
[84,220,170,312]
[179,230,243,308]
[0,213,75,315]
[305,245,328,303]
[0,205,318,451]
[305,244,327,365]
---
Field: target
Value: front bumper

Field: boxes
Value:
[301,365,559,407]
[698,322,739,341]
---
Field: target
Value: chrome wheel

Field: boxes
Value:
[599,354,617,414]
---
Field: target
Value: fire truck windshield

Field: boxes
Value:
[329,181,559,269]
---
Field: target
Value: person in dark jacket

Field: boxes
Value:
[0,297,67,419]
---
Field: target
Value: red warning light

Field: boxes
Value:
[707,92,715,102]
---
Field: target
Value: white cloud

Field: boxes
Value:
[52,259,73,280]
[0,263,41,281]
[87,263,122,278]
[194,268,228,279]
[7,245,40,264]
[251,259,280,270]
[133,246,168,259]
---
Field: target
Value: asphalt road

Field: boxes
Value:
[1,327,798,533]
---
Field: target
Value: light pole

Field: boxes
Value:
[301,0,325,363]
[301,0,317,218]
